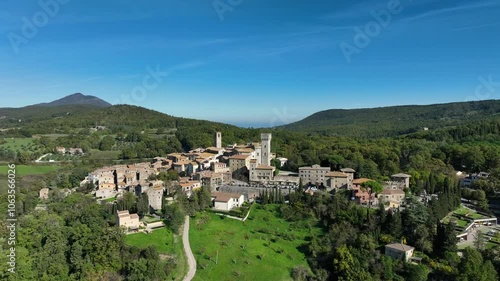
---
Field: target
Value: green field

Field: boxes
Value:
[125,228,187,281]
[0,164,60,176]
[35,134,69,139]
[0,137,36,150]
[190,205,320,281]
[88,149,121,160]
[125,228,175,254]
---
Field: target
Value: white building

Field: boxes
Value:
[276,157,288,167]
[211,192,245,211]
[39,188,49,200]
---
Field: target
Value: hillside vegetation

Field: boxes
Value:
[281,100,500,138]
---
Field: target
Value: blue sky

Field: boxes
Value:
[1,0,500,127]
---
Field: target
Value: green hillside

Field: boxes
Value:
[0,104,101,128]
[280,100,500,138]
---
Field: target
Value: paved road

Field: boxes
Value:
[182,216,196,281]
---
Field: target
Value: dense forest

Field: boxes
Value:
[281,100,500,138]
[0,193,174,281]
[274,183,500,281]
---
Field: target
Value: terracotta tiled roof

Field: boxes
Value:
[385,243,414,252]
[325,171,348,178]
[229,154,250,160]
[353,178,371,185]
[211,192,243,203]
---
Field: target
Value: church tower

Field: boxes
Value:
[260,133,272,166]
[214,131,222,148]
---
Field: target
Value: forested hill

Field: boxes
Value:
[18,104,240,132]
[4,104,262,150]
[280,100,500,138]
[0,104,102,128]
[0,93,111,127]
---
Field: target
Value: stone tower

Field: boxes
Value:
[214,131,222,148]
[260,133,272,166]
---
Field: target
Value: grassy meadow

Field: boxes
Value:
[0,164,61,176]
[190,204,321,281]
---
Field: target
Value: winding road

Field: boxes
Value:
[182,216,196,281]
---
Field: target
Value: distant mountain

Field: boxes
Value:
[280,100,500,138]
[0,93,111,128]
[34,93,111,108]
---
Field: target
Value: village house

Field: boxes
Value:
[229,154,251,172]
[116,210,140,230]
[96,183,117,199]
[186,162,199,176]
[249,160,276,182]
[211,192,245,211]
[391,173,412,188]
[39,188,49,200]
[179,181,202,196]
[380,189,406,207]
[193,171,223,189]
[151,157,172,172]
[352,178,378,206]
[325,171,349,190]
[340,168,356,185]
[206,146,225,156]
[166,153,188,163]
[211,162,230,173]
[55,147,83,155]
[133,184,149,196]
[460,171,490,187]
[385,243,415,262]
[299,164,331,187]
[68,148,84,155]
[173,159,191,173]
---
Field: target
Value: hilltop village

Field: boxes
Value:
[77,131,427,218]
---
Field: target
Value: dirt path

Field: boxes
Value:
[182,216,196,281]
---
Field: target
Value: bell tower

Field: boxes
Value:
[214,131,222,148]
[260,133,272,166]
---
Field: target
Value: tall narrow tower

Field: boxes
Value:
[214,131,222,148]
[260,133,272,166]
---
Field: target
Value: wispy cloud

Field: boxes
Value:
[453,22,500,31]
[168,60,207,71]
[113,60,208,81]
[402,1,498,22]
[284,24,353,37]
